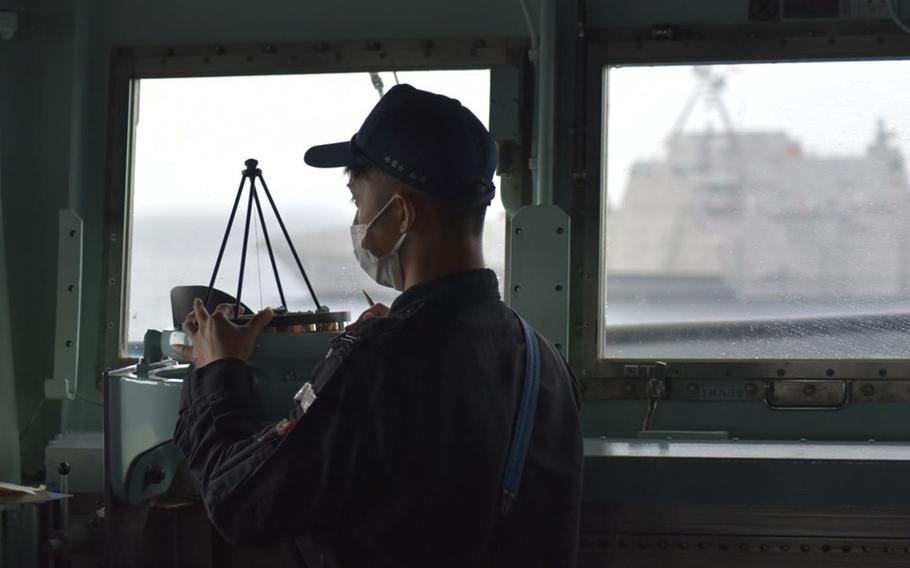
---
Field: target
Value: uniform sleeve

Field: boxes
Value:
[173,353,386,545]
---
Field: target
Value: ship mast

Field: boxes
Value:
[670,66,736,140]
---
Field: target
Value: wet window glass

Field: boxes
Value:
[127,70,504,354]
[604,62,910,359]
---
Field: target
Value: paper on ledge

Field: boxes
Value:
[0,482,48,496]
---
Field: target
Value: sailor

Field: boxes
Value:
[174,84,583,567]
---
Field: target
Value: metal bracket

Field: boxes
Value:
[45,210,83,400]
[509,205,571,353]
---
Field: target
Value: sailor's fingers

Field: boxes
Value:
[171,344,193,363]
[182,311,199,337]
[367,303,390,318]
[346,303,390,331]
[210,309,231,327]
[214,303,245,318]
[192,298,210,324]
[246,308,274,335]
[358,303,390,323]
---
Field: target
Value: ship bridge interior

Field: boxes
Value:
[5,0,910,566]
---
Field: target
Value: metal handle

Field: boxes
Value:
[640,365,669,431]
[765,380,851,411]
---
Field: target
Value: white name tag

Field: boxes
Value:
[294,382,318,414]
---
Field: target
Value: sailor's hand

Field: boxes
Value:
[173,303,244,362]
[346,303,389,332]
[178,299,273,367]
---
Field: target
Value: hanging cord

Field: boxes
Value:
[392,71,400,86]
[518,0,539,50]
[253,205,264,309]
[75,394,102,407]
[889,0,910,35]
[18,398,46,442]
[19,394,102,442]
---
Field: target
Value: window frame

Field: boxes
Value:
[100,38,531,371]
[573,21,910,389]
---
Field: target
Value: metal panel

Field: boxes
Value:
[45,209,83,400]
[104,0,536,46]
[583,452,910,508]
[99,66,137,373]
[579,465,910,566]
[582,398,910,440]
[509,204,571,351]
[45,431,104,493]
[579,502,910,568]
[0,129,19,483]
[106,368,183,503]
[127,37,526,79]
[489,63,533,303]
[588,22,910,66]
[490,64,522,144]
[588,0,753,28]
[584,438,910,461]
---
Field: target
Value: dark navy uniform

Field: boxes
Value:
[174,269,583,567]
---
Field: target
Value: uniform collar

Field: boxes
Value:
[390,269,501,314]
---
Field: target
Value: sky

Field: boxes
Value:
[606,60,910,207]
[132,69,500,219]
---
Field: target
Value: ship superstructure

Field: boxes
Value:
[607,69,910,305]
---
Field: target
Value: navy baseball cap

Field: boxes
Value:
[304,84,497,206]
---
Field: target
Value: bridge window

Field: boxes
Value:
[126,70,503,355]
[603,61,910,359]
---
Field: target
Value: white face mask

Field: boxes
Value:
[350,196,407,290]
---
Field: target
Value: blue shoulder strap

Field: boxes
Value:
[500,313,542,516]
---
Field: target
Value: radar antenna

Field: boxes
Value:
[670,66,737,140]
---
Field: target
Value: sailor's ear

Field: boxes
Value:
[396,192,418,233]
